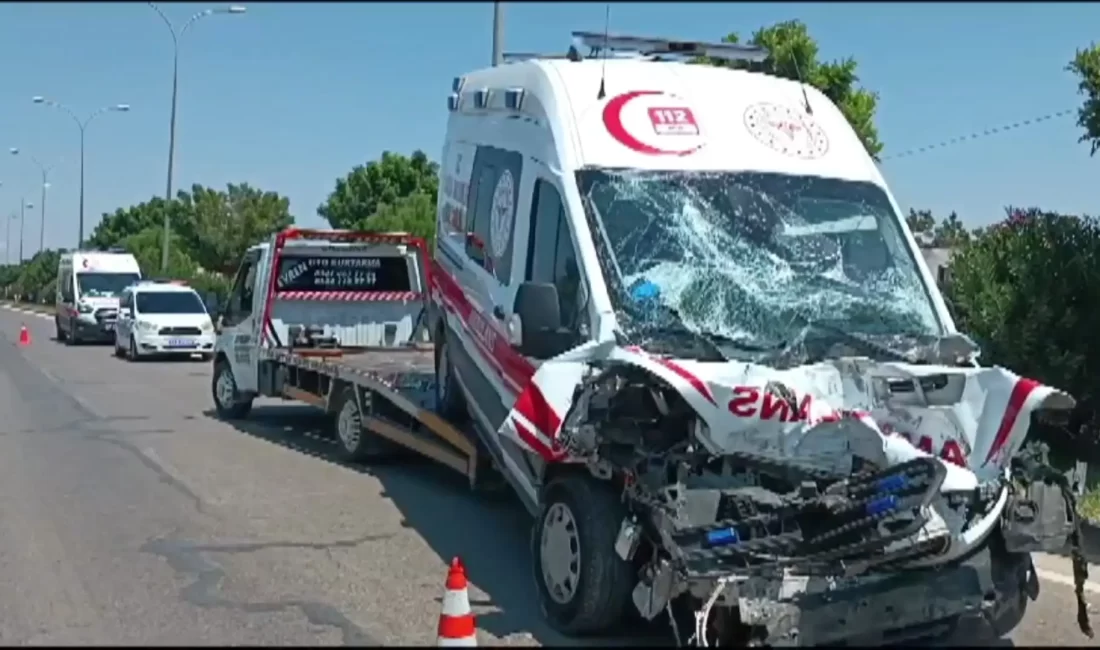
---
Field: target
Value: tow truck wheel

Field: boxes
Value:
[532,473,634,636]
[434,333,468,421]
[332,386,397,462]
[212,358,253,420]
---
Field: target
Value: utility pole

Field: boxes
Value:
[4,213,12,265]
[492,1,503,66]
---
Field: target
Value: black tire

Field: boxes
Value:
[200,353,214,363]
[331,385,396,462]
[212,358,253,420]
[127,335,141,362]
[433,330,468,421]
[66,323,79,346]
[532,473,634,637]
[55,318,67,343]
[113,339,124,358]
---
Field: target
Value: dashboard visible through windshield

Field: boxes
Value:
[576,168,944,354]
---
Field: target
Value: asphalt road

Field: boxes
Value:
[0,304,1095,646]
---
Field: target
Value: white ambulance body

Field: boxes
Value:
[426,34,1086,645]
[56,250,142,344]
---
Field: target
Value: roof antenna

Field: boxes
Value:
[596,3,610,100]
[789,52,814,116]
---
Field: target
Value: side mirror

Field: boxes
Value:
[513,282,572,359]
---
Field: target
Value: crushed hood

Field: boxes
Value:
[500,340,1074,489]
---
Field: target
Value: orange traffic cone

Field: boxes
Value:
[436,557,477,647]
[18,324,30,347]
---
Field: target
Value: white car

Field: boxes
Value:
[114,281,216,361]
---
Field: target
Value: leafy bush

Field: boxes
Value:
[948,207,1100,460]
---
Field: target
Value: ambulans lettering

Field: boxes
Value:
[727,385,968,467]
[465,307,498,353]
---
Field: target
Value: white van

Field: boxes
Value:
[425,33,1084,645]
[55,250,142,344]
[115,280,215,361]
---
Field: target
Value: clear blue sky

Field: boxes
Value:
[0,2,1095,254]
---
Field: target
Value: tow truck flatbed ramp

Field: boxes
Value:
[249,228,479,487]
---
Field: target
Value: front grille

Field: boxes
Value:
[159,326,202,336]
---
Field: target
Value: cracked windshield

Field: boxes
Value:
[578,168,944,354]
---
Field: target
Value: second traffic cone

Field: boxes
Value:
[437,557,477,647]
[18,324,30,347]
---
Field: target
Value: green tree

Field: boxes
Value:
[697,20,883,159]
[906,208,937,244]
[86,183,292,276]
[931,211,971,248]
[318,151,439,230]
[1068,43,1100,155]
[175,183,294,275]
[121,226,198,278]
[362,192,438,250]
[9,249,61,302]
[87,198,191,251]
[946,207,1100,457]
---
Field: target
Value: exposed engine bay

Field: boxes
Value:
[550,363,1094,646]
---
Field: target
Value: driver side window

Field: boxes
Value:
[60,274,74,303]
[224,255,259,325]
[526,179,588,336]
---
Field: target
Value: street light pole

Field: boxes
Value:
[32,98,130,249]
[492,1,504,66]
[18,200,33,264]
[147,3,247,273]
[9,148,56,255]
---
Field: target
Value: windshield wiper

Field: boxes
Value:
[789,316,917,364]
[700,330,786,353]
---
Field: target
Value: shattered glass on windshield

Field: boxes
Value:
[576,169,944,354]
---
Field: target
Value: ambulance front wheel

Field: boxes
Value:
[532,473,633,636]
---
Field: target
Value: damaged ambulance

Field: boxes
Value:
[428,31,1093,646]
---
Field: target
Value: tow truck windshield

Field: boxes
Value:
[576,168,944,358]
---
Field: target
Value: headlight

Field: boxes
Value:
[77,303,94,314]
[136,320,156,331]
[201,320,214,332]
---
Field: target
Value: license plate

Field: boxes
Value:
[167,338,195,348]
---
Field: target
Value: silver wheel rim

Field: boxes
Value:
[215,369,237,408]
[437,343,450,403]
[540,502,581,605]
[337,397,361,451]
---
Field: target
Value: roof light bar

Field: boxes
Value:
[571,31,768,64]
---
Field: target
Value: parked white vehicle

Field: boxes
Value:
[55,250,141,344]
[114,281,215,361]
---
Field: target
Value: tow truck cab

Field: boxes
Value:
[213,229,429,401]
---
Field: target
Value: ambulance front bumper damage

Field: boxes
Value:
[507,341,1092,646]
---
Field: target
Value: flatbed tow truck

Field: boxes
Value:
[210,227,484,488]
